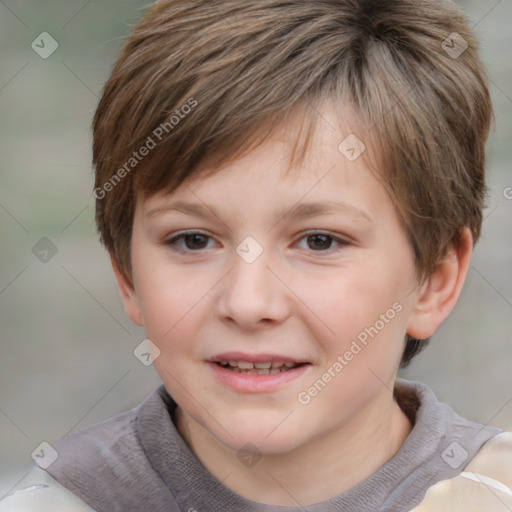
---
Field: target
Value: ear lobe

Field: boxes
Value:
[110,255,143,326]
[406,228,473,340]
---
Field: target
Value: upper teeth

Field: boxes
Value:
[224,360,295,370]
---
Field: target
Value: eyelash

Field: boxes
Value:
[165,230,349,254]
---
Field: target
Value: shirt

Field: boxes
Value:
[1,378,504,511]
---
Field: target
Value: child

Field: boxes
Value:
[2,0,511,510]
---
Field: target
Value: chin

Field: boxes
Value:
[210,416,308,455]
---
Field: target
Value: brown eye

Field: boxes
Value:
[296,232,348,253]
[166,232,214,252]
[183,234,209,250]
[306,234,334,251]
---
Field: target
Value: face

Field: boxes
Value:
[121,106,428,455]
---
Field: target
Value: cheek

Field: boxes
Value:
[303,263,409,375]
[302,265,402,336]
[131,254,180,333]
[133,258,218,355]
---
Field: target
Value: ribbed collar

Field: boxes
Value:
[136,378,501,512]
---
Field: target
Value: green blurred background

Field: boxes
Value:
[1,0,511,496]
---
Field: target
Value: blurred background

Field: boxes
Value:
[0,0,511,497]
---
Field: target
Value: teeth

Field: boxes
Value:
[218,360,298,374]
[237,361,255,369]
[254,362,272,369]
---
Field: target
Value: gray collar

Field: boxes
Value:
[136,378,502,512]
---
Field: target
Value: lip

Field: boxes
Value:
[207,352,312,393]
[208,351,309,365]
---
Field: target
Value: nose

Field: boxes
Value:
[216,241,292,330]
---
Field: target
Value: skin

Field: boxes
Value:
[113,104,473,506]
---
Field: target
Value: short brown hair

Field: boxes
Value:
[92,0,493,366]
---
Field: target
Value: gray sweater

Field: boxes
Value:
[17,379,504,511]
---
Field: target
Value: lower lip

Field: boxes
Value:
[208,362,311,393]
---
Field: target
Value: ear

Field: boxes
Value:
[406,228,473,340]
[110,254,143,326]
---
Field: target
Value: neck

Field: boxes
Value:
[175,386,413,506]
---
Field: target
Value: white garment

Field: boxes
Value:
[0,466,95,512]
[459,471,512,496]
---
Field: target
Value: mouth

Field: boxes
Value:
[207,352,312,393]
[215,360,303,375]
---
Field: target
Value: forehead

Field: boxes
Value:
[138,103,395,229]
[167,100,378,182]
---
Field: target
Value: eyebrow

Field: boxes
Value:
[145,200,373,224]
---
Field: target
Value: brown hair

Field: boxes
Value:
[92,0,493,366]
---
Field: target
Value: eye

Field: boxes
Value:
[166,231,216,252]
[296,232,347,252]
[165,230,349,254]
